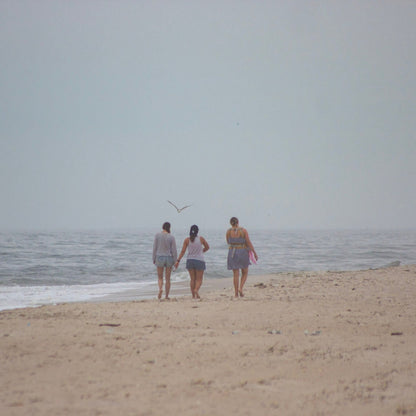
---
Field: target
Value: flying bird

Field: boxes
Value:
[167,200,192,213]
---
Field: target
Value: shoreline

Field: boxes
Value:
[0,262,411,313]
[1,265,416,415]
[95,273,247,303]
[35,263,411,307]
[96,260,408,303]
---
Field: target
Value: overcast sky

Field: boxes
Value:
[1,0,415,231]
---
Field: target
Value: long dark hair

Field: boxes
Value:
[162,222,171,233]
[189,225,199,242]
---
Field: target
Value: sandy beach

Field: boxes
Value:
[1,265,415,416]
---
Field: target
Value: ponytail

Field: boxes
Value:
[189,225,199,242]
[230,217,239,227]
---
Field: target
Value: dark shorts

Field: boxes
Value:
[186,259,206,270]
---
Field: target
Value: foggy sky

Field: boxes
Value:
[1,0,415,231]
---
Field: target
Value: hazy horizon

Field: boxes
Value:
[1,1,415,232]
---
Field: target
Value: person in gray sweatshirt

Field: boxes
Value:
[153,222,177,299]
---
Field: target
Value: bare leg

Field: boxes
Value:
[194,270,204,299]
[188,269,197,298]
[157,267,164,299]
[165,267,172,299]
[239,268,249,297]
[233,269,240,298]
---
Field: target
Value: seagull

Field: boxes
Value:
[167,200,192,213]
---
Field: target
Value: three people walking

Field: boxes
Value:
[154,217,257,300]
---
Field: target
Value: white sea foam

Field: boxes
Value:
[0,268,190,311]
[0,282,141,311]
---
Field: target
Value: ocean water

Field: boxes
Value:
[0,228,415,311]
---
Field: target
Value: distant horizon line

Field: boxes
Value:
[1,226,415,233]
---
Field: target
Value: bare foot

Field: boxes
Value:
[239,290,244,298]
[158,290,162,300]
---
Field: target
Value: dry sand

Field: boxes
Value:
[1,265,416,416]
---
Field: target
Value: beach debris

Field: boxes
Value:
[232,330,240,335]
[254,283,267,289]
[270,401,280,409]
[391,332,403,336]
[99,323,121,327]
[397,404,412,415]
[258,379,270,385]
[167,200,192,213]
[191,379,213,387]
[267,330,281,335]
[304,330,321,336]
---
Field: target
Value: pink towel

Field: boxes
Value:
[249,250,257,265]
